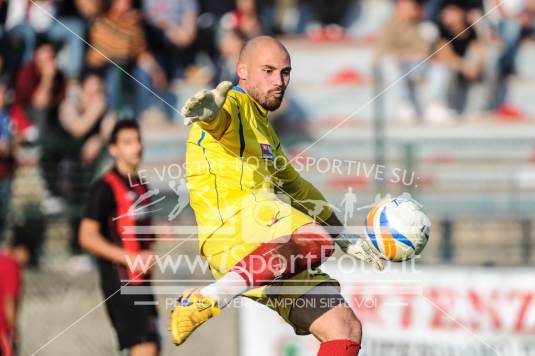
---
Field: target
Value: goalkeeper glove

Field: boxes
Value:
[335,232,385,271]
[181,81,233,126]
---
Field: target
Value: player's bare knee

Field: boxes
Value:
[310,303,362,342]
[346,315,362,343]
[334,308,361,343]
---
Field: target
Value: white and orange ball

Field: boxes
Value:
[364,196,430,261]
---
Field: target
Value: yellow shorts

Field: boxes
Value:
[200,198,338,335]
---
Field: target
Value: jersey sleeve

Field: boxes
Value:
[195,94,237,140]
[84,179,115,228]
[273,141,334,222]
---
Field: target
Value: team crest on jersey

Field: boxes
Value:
[260,143,273,160]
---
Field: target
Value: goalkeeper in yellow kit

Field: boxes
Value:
[170,36,383,356]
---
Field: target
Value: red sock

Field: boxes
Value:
[318,339,360,356]
[230,226,334,287]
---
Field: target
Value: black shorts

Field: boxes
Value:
[104,290,161,351]
[97,258,161,350]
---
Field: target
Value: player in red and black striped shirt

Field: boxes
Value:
[79,120,160,356]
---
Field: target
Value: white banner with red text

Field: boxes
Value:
[239,264,535,356]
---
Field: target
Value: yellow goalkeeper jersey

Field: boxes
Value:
[185,86,333,242]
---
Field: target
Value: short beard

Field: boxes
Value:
[248,85,284,111]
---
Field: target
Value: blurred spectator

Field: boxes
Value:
[0,82,15,247]
[0,238,29,356]
[424,0,483,23]
[311,0,358,27]
[59,72,115,161]
[4,0,57,66]
[86,0,166,118]
[75,0,105,21]
[48,0,89,82]
[58,71,115,267]
[142,0,199,79]
[487,0,535,113]
[197,0,235,17]
[12,35,66,143]
[305,0,360,40]
[221,0,266,38]
[0,0,7,49]
[375,0,430,121]
[194,0,235,64]
[0,0,6,26]
[424,0,445,22]
[262,0,312,35]
[430,2,485,117]
[212,30,246,85]
[263,0,292,34]
[3,0,90,82]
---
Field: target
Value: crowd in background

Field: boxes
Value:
[0,0,362,266]
[376,0,535,122]
[0,0,532,265]
[0,0,534,353]
[0,1,362,353]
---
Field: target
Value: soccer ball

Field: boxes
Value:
[363,195,430,262]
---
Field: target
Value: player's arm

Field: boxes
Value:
[79,219,151,273]
[281,169,334,222]
[276,163,342,237]
[274,145,384,270]
[79,219,130,265]
[79,181,150,271]
[272,141,333,222]
[181,81,233,140]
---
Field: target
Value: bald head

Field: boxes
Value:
[236,36,291,111]
[238,36,290,63]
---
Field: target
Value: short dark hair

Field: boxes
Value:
[109,119,140,145]
[80,68,104,84]
[34,33,63,53]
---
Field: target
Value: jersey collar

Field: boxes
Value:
[232,85,246,94]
